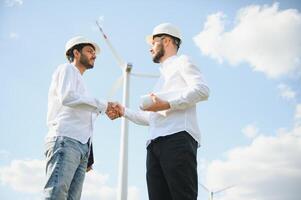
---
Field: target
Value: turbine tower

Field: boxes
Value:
[96,21,158,200]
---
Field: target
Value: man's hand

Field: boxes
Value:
[86,166,93,172]
[106,102,124,120]
[141,94,170,112]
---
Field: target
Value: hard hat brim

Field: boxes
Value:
[146,35,153,45]
[65,37,101,55]
[89,42,101,54]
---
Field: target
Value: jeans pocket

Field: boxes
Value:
[44,137,58,158]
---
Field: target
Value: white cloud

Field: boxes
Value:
[9,32,19,40]
[5,0,23,7]
[0,150,10,159]
[278,84,296,101]
[0,159,140,200]
[194,3,301,79]
[82,171,140,200]
[0,159,44,194]
[204,105,301,200]
[242,123,259,138]
[295,104,301,120]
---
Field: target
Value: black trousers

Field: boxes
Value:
[146,131,198,200]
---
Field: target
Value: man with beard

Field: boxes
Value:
[44,36,117,200]
[107,23,210,200]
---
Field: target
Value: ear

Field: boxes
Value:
[163,37,171,47]
[73,49,80,59]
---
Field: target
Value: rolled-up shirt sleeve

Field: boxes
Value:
[124,108,150,126]
[168,61,210,110]
[57,65,107,114]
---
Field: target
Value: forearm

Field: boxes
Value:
[169,84,209,110]
[124,108,149,126]
[57,65,108,114]
[60,92,108,114]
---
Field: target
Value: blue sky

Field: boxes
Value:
[1,0,301,200]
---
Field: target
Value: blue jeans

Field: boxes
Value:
[43,136,90,200]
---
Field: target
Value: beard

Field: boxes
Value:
[79,54,94,69]
[152,43,165,63]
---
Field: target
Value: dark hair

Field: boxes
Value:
[66,43,95,62]
[154,34,182,51]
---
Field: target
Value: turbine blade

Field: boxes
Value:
[214,185,236,194]
[107,75,124,100]
[131,72,159,78]
[95,21,126,69]
[199,183,210,192]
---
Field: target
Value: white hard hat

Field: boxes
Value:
[146,23,182,45]
[65,36,100,55]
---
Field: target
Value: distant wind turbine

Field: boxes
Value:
[200,183,235,200]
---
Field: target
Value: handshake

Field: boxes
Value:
[105,94,171,120]
[105,102,124,120]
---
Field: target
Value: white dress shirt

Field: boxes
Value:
[124,55,209,146]
[46,63,107,144]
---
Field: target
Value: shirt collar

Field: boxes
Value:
[71,63,82,75]
[159,55,177,75]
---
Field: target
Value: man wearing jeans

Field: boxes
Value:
[108,23,210,200]
[44,36,114,199]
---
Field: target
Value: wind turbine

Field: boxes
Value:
[200,183,235,200]
[95,21,158,200]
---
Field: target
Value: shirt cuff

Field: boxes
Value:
[124,107,131,118]
[168,99,179,111]
[96,99,108,115]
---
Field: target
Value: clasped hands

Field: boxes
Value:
[105,102,124,120]
[105,94,170,120]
